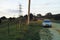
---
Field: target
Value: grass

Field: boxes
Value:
[0,20,53,40]
[24,23,41,40]
[52,20,60,23]
[0,20,42,40]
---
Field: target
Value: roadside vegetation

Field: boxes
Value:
[52,20,60,23]
[0,13,56,40]
[0,19,53,40]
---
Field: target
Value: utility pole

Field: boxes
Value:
[28,0,31,24]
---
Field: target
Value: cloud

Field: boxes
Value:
[7,9,19,13]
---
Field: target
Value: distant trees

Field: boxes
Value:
[37,14,42,18]
[45,12,52,19]
[24,15,28,20]
[53,14,60,20]
[44,12,60,20]
[19,16,25,23]
[0,16,7,23]
[1,16,7,20]
[0,18,1,23]
[19,16,23,19]
[8,17,15,21]
[24,13,34,21]
[36,14,42,20]
[30,13,34,21]
[33,16,37,21]
[0,12,60,22]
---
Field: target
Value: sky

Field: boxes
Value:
[0,0,60,17]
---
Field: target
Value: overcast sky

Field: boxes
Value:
[0,0,60,17]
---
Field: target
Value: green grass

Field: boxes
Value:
[23,23,41,40]
[0,21,42,40]
[0,20,53,40]
[52,20,60,23]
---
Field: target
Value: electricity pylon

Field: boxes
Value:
[19,4,22,16]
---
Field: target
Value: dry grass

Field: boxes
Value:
[30,20,42,24]
[56,30,60,34]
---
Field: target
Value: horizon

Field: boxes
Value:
[0,13,60,18]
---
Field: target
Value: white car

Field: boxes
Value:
[42,19,52,28]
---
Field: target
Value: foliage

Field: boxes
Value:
[1,16,7,20]
[0,19,1,23]
[0,20,41,40]
[24,23,41,40]
[0,20,53,40]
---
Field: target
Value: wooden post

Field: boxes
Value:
[28,0,31,24]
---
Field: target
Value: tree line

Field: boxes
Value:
[0,12,60,23]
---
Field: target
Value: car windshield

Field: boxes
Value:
[44,20,51,22]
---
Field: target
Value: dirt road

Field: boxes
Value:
[49,23,60,40]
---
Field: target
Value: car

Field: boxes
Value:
[42,19,52,28]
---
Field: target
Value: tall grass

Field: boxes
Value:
[0,20,53,40]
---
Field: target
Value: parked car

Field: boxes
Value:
[42,19,52,28]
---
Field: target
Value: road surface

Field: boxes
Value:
[40,22,60,40]
[49,22,60,40]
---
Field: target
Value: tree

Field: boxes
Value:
[0,18,1,23]
[24,13,34,21]
[8,17,15,21]
[53,14,60,20]
[33,16,37,21]
[18,15,26,23]
[19,16,23,19]
[45,12,52,19]
[30,13,34,21]
[37,14,42,18]
[24,15,28,20]
[1,16,7,20]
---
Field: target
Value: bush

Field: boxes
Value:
[23,23,41,40]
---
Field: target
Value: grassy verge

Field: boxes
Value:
[23,23,41,40]
[0,21,42,40]
[52,20,60,23]
[0,20,53,40]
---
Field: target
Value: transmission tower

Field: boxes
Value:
[19,4,22,17]
[18,4,22,32]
